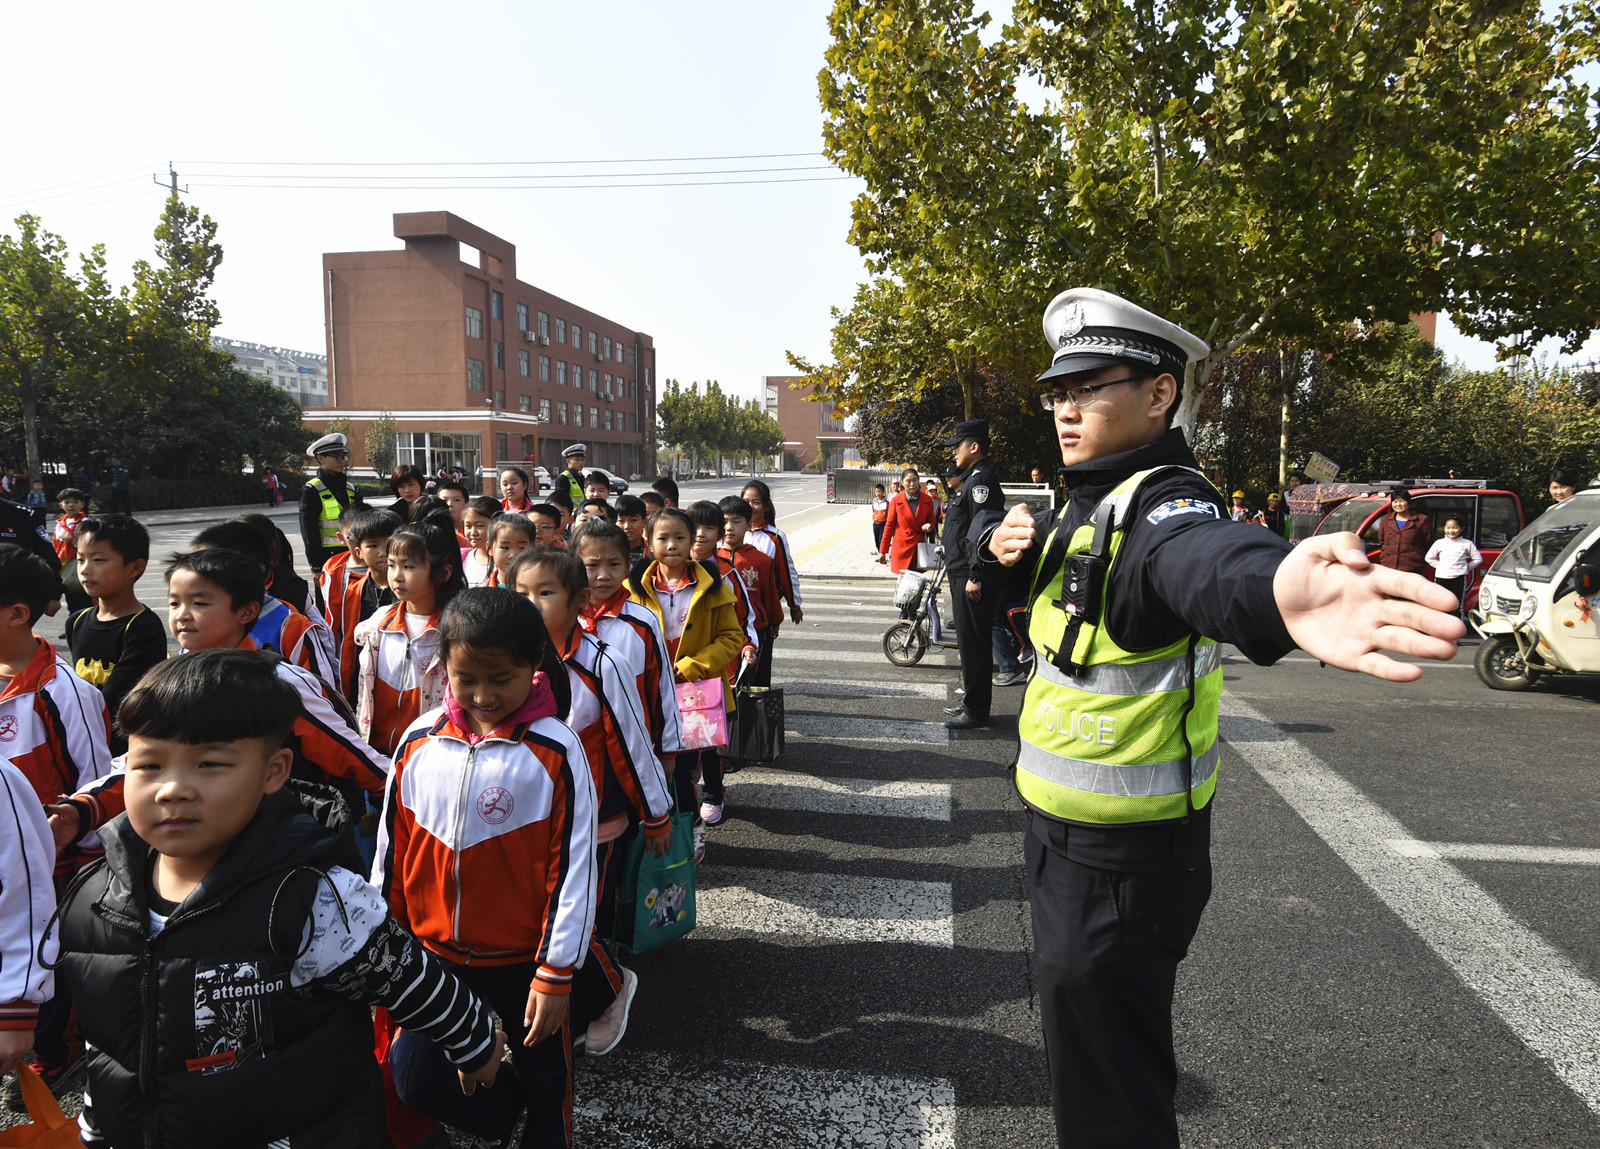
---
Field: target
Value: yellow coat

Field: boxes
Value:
[630,559,744,710]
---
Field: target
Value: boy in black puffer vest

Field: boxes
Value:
[48,650,508,1149]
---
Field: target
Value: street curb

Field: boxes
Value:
[799,572,896,583]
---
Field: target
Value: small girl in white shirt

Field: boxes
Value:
[1425,517,1483,619]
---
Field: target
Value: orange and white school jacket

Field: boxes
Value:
[556,625,671,837]
[582,590,685,755]
[250,594,337,683]
[747,523,802,611]
[0,638,113,874]
[0,756,55,1033]
[354,603,445,757]
[373,681,597,991]
[53,511,86,562]
[320,550,365,639]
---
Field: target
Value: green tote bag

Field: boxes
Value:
[614,797,697,956]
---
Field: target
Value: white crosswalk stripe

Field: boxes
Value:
[730,767,952,821]
[577,1053,956,1148]
[787,713,950,745]
[697,866,956,947]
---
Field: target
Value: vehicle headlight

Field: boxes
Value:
[1519,596,1537,621]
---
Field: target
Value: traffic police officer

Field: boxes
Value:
[983,288,1463,1149]
[560,443,588,503]
[939,419,1004,729]
[299,433,359,592]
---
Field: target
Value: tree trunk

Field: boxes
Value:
[1173,357,1216,435]
[21,384,41,482]
[958,367,976,421]
[1278,345,1290,489]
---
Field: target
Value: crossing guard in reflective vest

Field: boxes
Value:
[1016,465,1223,826]
[307,476,344,550]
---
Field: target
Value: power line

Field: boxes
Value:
[177,151,824,168]
[181,164,836,182]
[0,173,152,213]
[188,174,857,191]
[0,164,154,205]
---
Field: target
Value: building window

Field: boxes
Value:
[603,337,612,360]
[573,405,584,429]
[556,318,566,344]
[497,433,509,462]
[517,303,529,331]
[570,324,581,350]
[495,389,505,409]
[627,346,636,366]
[539,398,552,422]
[558,401,569,425]
[616,343,624,363]
[467,358,485,390]
[604,410,613,431]
[538,312,549,341]
[556,361,567,386]
[628,413,636,432]
[628,380,636,399]
[589,369,598,391]
[519,394,531,413]
[396,431,481,475]
[465,306,483,340]
[644,368,651,387]
[589,331,598,355]
[539,355,551,381]
[590,406,599,427]
[604,373,612,395]
[519,349,530,377]
[492,291,503,320]
[494,341,504,370]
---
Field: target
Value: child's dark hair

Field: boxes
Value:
[686,500,722,529]
[347,508,402,546]
[386,524,466,606]
[230,513,294,568]
[641,491,665,513]
[652,477,679,504]
[165,549,266,610]
[547,488,574,513]
[742,478,776,523]
[579,498,616,523]
[490,513,535,545]
[614,494,646,520]
[191,521,273,573]
[525,504,561,528]
[570,520,631,564]
[647,506,694,540]
[498,465,530,487]
[77,514,149,564]
[718,496,754,523]
[406,494,454,530]
[465,495,500,520]
[437,588,569,720]
[0,543,62,624]
[119,649,298,751]
[584,471,611,490]
[57,487,88,504]
[508,546,588,602]
[437,479,469,501]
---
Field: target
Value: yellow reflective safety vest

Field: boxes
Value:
[307,477,344,549]
[562,468,585,503]
[1015,466,1223,826]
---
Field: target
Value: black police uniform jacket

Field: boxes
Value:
[942,459,1004,582]
[52,784,386,1149]
[983,429,1298,867]
[297,466,355,565]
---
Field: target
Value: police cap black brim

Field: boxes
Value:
[1036,353,1127,385]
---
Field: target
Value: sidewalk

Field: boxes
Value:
[791,503,894,581]
[130,502,302,529]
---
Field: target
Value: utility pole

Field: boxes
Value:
[152,163,188,196]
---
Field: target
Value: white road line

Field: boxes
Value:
[778,648,957,666]
[730,768,952,821]
[788,713,950,744]
[1223,654,1475,670]
[576,1052,955,1149]
[1221,697,1600,1118]
[784,678,951,701]
[1386,840,1600,867]
[698,866,955,947]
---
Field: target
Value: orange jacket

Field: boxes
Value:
[719,543,781,633]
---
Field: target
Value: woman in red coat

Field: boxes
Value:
[877,467,938,573]
[1377,489,1434,575]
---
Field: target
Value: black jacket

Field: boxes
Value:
[942,458,1004,581]
[54,784,384,1149]
[297,468,354,563]
[0,497,63,571]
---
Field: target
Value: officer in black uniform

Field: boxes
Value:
[298,433,360,606]
[939,419,1004,729]
[983,288,1465,1149]
[0,496,66,615]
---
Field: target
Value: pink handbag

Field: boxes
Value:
[676,678,729,750]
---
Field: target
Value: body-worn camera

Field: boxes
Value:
[1057,553,1105,624]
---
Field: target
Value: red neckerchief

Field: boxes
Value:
[581,588,631,632]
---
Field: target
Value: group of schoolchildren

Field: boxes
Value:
[0,457,801,1149]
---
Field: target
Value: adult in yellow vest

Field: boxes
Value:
[559,443,588,504]
[983,288,1464,1149]
[298,433,360,602]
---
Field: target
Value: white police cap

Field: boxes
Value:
[306,432,348,457]
[1039,288,1209,384]
[562,443,588,458]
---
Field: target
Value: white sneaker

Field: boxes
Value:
[700,798,725,826]
[693,821,706,864]
[584,967,638,1057]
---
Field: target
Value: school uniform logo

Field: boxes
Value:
[477,786,514,824]
[0,716,16,742]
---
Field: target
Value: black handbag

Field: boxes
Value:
[723,669,784,769]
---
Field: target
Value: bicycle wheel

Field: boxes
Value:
[883,621,928,666]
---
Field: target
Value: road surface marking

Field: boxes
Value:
[698,866,955,947]
[784,678,951,701]
[778,648,958,667]
[788,714,950,745]
[1221,697,1600,1118]
[576,1052,955,1148]
[1386,840,1600,867]
[729,768,952,821]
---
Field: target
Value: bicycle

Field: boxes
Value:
[882,554,960,666]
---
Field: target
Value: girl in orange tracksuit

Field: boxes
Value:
[355,523,466,757]
[629,507,743,861]
[375,588,597,1149]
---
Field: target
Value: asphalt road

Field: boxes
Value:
[12,480,1600,1146]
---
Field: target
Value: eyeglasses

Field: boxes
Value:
[1039,375,1150,411]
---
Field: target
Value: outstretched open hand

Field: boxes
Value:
[1273,532,1465,681]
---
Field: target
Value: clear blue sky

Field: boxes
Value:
[4,0,1594,400]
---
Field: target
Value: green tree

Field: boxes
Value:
[366,409,399,479]
[801,0,1600,431]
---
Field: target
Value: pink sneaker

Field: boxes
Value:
[585,967,638,1057]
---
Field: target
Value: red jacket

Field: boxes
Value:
[880,491,937,573]
[719,544,781,633]
[1377,512,1434,575]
